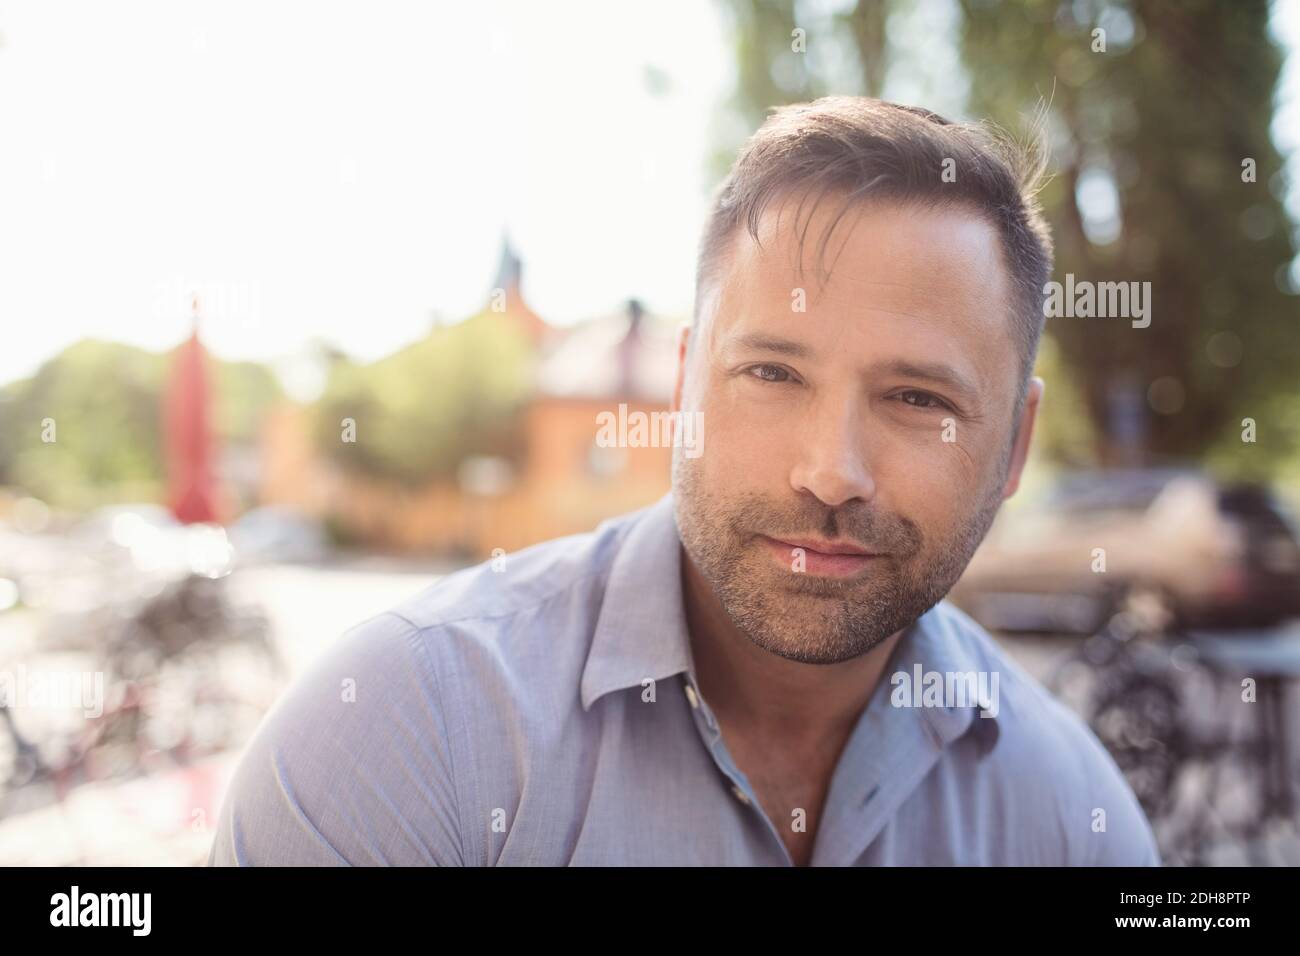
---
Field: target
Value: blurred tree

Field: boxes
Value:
[214,360,282,445]
[959,0,1299,475]
[1025,333,1099,468]
[310,310,533,487]
[0,341,166,508]
[0,339,282,509]
[711,0,894,178]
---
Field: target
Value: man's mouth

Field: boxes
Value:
[757,534,882,578]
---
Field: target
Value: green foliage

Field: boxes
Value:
[711,0,889,180]
[310,311,533,487]
[0,338,282,509]
[958,0,1299,472]
[1029,335,1098,467]
[214,360,282,444]
[0,340,167,508]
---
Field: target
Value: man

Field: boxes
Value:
[209,96,1160,866]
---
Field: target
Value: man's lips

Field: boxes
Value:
[758,534,882,578]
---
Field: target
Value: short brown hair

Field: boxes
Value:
[693,96,1054,397]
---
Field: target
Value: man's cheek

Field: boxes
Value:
[874,450,969,524]
[904,420,989,486]
[717,427,784,478]
[871,425,976,488]
[702,397,789,466]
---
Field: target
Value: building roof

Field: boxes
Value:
[490,233,551,343]
[536,298,679,403]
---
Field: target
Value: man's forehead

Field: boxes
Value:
[733,197,1004,295]
[709,198,1016,366]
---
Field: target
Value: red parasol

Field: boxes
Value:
[163,296,220,524]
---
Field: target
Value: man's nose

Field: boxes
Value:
[787,398,876,508]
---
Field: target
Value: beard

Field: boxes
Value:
[672,450,1006,665]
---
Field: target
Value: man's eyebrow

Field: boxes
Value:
[874,359,979,400]
[725,332,814,358]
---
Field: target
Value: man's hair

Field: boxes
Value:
[693,96,1054,402]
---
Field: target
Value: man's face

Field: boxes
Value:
[672,195,1039,664]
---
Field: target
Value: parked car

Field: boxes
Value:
[950,469,1300,633]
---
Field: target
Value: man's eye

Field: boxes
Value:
[896,390,950,410]
[747,364,792,384]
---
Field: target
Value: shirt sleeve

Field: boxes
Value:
[207,610,464,866]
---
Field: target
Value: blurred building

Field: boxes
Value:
[258,239,678,556]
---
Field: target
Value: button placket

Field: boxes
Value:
[681,676,773,841]
[683,676,719,734]
[688,699,788,861]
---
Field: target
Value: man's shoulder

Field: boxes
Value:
[925,601,1161,864]
[209,505,657,865]
[306,499,664,712]
[925,600,1109,755]
[382,504,646,634]
[310,501,659,725]
[924,600,1084,729]
[919,600,1080,732]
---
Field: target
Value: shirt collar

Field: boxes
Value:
[581,491,1002,758]
[896,602,1003,758]
[581,493,695,711]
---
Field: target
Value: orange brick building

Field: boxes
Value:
[258,241,679,556]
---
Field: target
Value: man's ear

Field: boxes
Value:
[665,322,691,449]
[1001,376,1044,500]
[671,322,691,416]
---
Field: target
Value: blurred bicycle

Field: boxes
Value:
[1048,591,1300,866]
[0,518,284,802]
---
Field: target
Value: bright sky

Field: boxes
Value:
[0,0,1296,388]
[0,0,731,385]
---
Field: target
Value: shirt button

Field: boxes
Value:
[684,683,700,709]
[731,785,751,805]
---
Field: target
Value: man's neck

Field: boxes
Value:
[679,546,905,745]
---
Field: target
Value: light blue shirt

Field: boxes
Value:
[208,492,1161,866]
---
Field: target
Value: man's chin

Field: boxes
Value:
[732,611,901,665]
[717,581,906,663]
